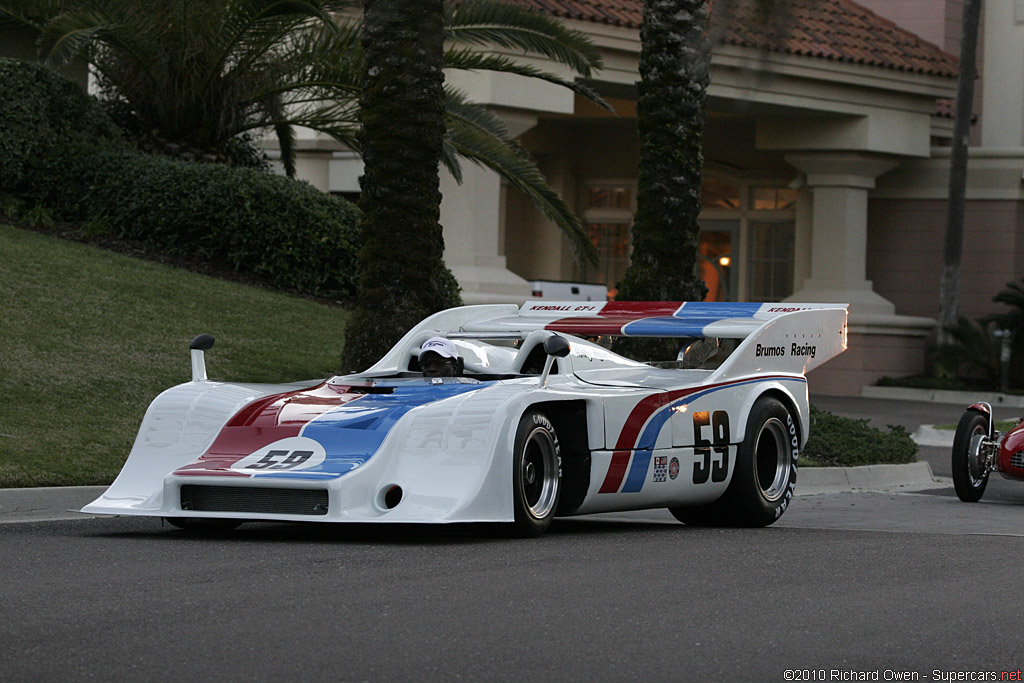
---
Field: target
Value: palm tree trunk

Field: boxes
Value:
[615,0,710,359]
[342,0,460,371]
[938,0,982,345]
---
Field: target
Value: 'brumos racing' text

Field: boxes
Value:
[755,342,817,359]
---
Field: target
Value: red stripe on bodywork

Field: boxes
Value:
[597,376,797,494]
[598,390,692,493]
[173,382,361,476]
[546,302,683,337]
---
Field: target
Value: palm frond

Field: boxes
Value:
[444,48,611,111]
[0,0,67,29]
[444,91,597,266]
[40,6,160,84]
[993,279,1024,311]
[935,317,1002,383]
[203,1,342,95]
[445,0,602,76]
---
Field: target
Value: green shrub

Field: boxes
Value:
[802,405,918,467]
[1,58,362,298]
[0,58,126,190]
[27,150,362,297]
[933,316,1004,386]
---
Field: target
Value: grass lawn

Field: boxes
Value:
[935,419,1019,432]
[0,223,350,487]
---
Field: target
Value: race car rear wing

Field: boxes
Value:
[365,301,848,377]
[478,301,846,340]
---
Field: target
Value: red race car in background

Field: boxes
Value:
[952,402,1024,501]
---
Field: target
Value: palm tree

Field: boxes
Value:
[614,0,710,360]
[0,0,603,258]
[615,0,792,360]
[939,0,982,345]
[340,0,452,371]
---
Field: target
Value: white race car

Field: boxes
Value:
[83,301,848,536]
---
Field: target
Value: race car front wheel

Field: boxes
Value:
[511,409,561,537]
[951,410,989,502]
[670,397,797,527]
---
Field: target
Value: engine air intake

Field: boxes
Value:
[180,485,329,515]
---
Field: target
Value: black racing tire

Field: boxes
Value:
[669,397,798,527]
[164,517,243,532]
[668,503,731,527]
[510,409,561,537]
[952,410,990,502]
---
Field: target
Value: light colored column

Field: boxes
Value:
[981,0,1024,147]
[438,111,539,304]
[784,152,901,318]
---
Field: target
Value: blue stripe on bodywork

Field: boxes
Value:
[253,382,491,480]
[618,376,805,492]
[620,302,763,337]
[677,302,764,318]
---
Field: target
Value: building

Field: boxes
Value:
[6,1,1021,395]
[296,0,1024,394]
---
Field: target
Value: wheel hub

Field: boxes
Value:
[968,432,988,481]
[522,460,537,485]
[521,426,558,519]
[754,417,793,502]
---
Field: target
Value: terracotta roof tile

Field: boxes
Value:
[504,0,958,78]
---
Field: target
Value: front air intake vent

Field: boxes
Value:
[180,485,328,515]
[1011,451,1024,470]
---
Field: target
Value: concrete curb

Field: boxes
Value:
[796,461,948,496]
[0,462,948,523]
[861,385,1024,408]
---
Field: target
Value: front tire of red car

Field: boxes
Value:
[952,410,990,502]
[510,409,561,537]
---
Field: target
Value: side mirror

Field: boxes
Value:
[190,334,215,351]
[543,335,571,358]
[189,334,215,381]
[540,335,570,387]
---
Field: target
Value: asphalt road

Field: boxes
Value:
[3,496,1024,682]
[3,395,1023,682]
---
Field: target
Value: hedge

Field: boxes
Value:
[27,150,362,297]
[0,58,125,190]
[802,405,918,467]
[1,58,362,298]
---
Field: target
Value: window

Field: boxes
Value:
[748,221,795,301]
[698,228,734,302]
[582,183,635,298]
[751,187,797,210]
[583,222,632,297]
[588,186,632,209]
[701,177,740,209]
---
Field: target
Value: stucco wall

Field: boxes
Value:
[808,332,929,395]
[867,198,1024,322]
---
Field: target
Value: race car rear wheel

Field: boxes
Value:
[669,397,797,527]
[164,517,243,532]
[511,409,561,537]
[952,410,990,502]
